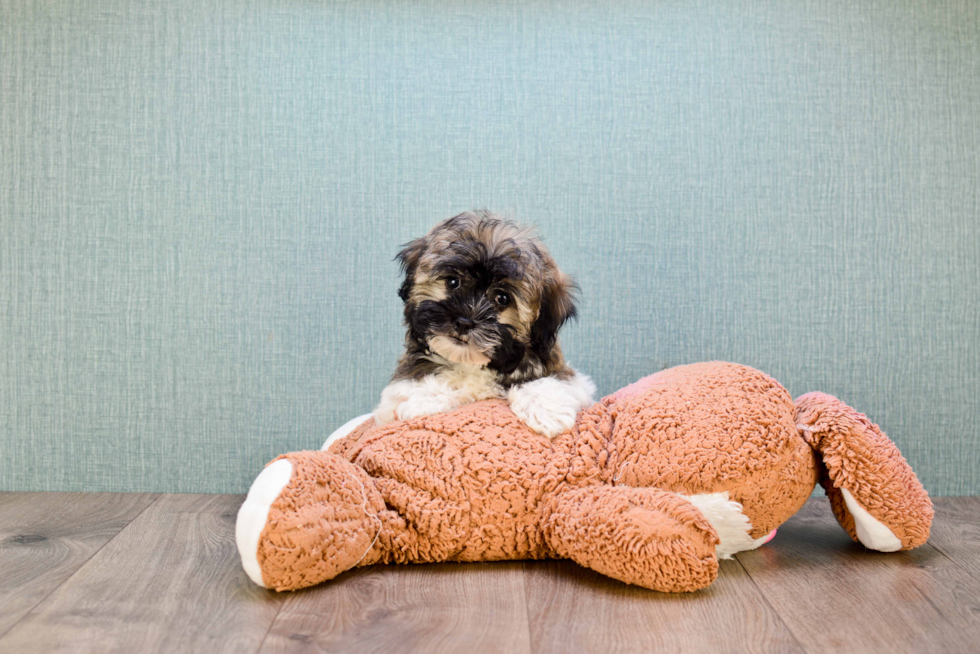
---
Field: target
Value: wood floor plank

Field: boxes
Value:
[736,497,980,654]
[0,494,285,654]
[523,557,802,653]
[927,497,980,581]
[258,561,532,654]
[2,491,977,654]
[0,492,158,638]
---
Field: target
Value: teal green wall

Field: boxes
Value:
[2,0,978,494]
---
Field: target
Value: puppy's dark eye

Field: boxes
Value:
[446,277,460,290]
[494,291,511,307]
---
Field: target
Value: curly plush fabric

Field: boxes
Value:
[256,452,386,591]
[603,363,819,538]
[242,362,933,593]
[795,392,933,549]
[544,486,721,592]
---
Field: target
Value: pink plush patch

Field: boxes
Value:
[760,528,777,545]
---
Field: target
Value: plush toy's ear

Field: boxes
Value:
[395,236,428,302]
[530,271,578,355]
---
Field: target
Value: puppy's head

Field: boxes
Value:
[396,211,576,379]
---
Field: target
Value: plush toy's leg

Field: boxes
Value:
[236,451,389,591]
[544,486,720,592]
[320,413,373,451]
[796,392,933,551]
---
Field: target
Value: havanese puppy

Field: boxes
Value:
[372,211,596,438]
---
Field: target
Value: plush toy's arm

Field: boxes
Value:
[237,449,465,592]
[543,485,721,593]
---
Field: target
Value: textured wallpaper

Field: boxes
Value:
[1,0,977,494]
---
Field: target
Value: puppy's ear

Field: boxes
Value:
[395,237,428,302]
[529,272,578,354]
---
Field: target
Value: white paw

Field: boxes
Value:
[373,382,409,425]
[841,488,903,552]
[373,378,462,423]
[511,399,577,438]
[395,392,459,420]
[507,372,596,439]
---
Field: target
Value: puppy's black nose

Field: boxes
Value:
[454,316,475,334]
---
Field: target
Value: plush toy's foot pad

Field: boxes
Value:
[236,451,386,591]
[545,486,720,592]
[796,392,933,550]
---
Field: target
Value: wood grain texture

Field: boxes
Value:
[0,494,285,654]
[0,492,158,639]
[523,558,802,653]
[736,497,980,654]
[2,493,979,654]
[258,561,532,654]
[927,497,980,582]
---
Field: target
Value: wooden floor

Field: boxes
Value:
[0,494,978,654]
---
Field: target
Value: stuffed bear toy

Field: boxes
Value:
[236,361,933,593]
